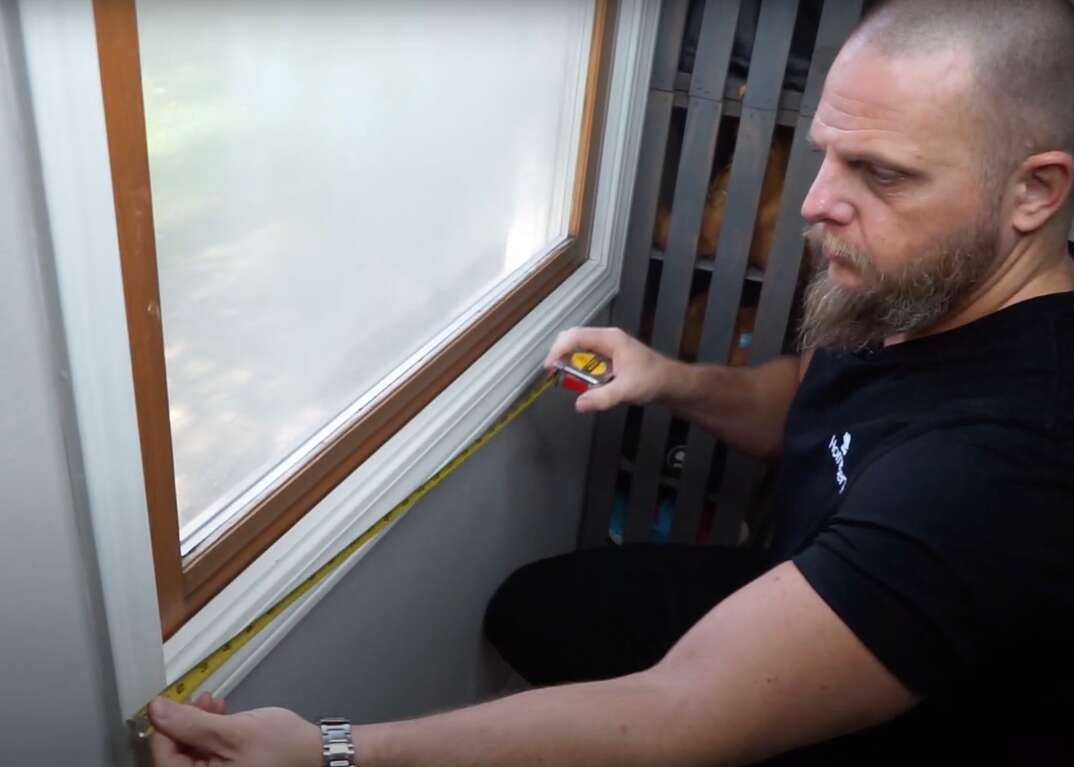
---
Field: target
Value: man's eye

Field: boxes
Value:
[866,165,903,185]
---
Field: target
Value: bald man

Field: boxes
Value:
[149,1,1074,765]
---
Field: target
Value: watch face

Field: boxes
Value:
[320,720,355,767]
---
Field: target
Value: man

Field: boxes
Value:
[148,1,1074,764]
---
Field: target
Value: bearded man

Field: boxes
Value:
[149,1,1074,765]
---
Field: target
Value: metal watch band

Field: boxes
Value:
[319,718,356,767]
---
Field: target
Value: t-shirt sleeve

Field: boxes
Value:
[792,425,1074,697]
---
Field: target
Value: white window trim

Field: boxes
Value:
[18,0,659,718]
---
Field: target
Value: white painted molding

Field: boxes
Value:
[21,0,658,715]
[16,0,166,718]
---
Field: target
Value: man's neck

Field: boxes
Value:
[885,233,1074,347]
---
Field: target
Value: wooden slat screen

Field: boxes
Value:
[620,0,742,544]
[581,0,864,549]
[672,0,799,545]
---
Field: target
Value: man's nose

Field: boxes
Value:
[800,160,854,226]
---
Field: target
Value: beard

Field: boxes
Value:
[798,219,999,352]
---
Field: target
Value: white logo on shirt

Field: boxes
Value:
[828,432,852,494]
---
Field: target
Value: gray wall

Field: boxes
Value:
[0,3,125,765]
[227,373,596,723]
[0,5,598,761]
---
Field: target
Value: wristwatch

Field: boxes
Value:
[318,718,356,767]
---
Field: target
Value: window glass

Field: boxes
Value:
[135,0,595,545]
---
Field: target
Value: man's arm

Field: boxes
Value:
[544,327,811,459]
[352,562,915,766]
[149,562,917,767]
[659,354,807,459]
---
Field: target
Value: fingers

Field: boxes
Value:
[575,378,626,413]
[544,327,625,371]
[193,692,228,715]
[149,730,193,767]
[149,697,232,756]
[150,695,225,766]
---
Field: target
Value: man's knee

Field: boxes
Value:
[484,551,599,685]
[484,559,544,661]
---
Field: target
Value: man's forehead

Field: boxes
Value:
[811,42,977,162]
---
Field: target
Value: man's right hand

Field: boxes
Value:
[543,327,675,414]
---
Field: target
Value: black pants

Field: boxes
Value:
[484,543,769,687]
[483,544,1073,766]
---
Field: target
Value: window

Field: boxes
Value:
[95,0,615,636]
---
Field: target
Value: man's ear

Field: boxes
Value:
[1011,150,1074,235]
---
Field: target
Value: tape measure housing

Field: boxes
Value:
[554,351,612,392]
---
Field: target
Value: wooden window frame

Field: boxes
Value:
[93,0,617,638]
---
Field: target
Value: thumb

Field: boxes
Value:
[149,697,232,753]
[575,379,624,413]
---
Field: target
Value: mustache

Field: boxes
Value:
[802,224,876,275]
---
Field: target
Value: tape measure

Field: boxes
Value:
[553,351,613,393]
[130,372,559,740]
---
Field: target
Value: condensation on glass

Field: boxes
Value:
[135,0,595,551]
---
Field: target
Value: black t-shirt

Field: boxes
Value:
[765,291,1074,764]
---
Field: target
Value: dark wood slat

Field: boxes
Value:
[740,5,800,112]
[650,0,691,92]
[649,106,728,351]
[751,0,863,365]
[670,0,800,545]
[747,122,819,363]
[650,248,764,281]
[580,92,676,547]
[621,0,744,544]
[622,98,724,543]
[799,0,862,118]
[689,0,746,101]
[707,449,757,544]
[581,409,632,547]
[700,113,786,361]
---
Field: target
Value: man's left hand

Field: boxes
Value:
[148,694,321,767]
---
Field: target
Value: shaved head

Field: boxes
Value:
[853,0,1074,195]
[797,1,1074,351]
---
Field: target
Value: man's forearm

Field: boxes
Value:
[149,562,914,767]
[658,356,801,459]
[354,671,698,767]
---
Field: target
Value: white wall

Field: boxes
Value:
[0,3,126,764]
